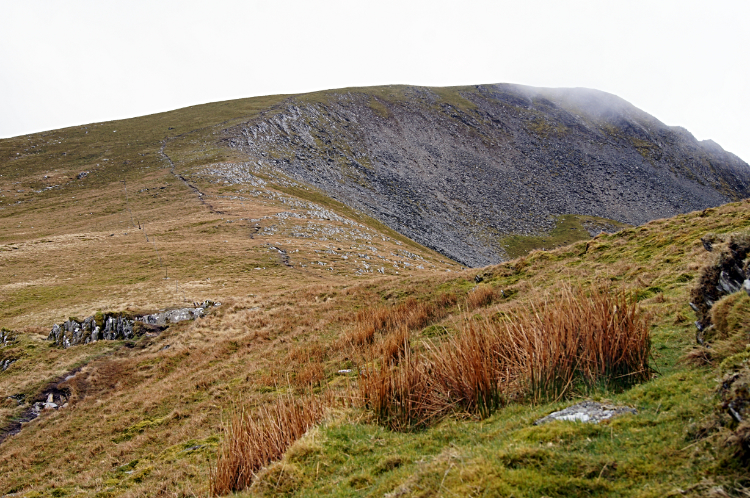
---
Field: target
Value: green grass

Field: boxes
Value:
[229,199,750,497]
[499,214,630,259]
[2,197,750,496]
[245,364,720,497]
[0,92,291,189]
[247,298,743,492]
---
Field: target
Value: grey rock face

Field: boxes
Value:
[534,400,637,425]
[223,84,750,267]
[49,317,108,349]
[47,301,219,348]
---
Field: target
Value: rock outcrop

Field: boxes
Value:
[47,301,218,348]
[690,232,750,342]
[1,329,17,372]
[221,84,750,266]
[139,306,210,326]
[48,313,134,349]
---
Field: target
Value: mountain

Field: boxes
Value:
[1,84,750,496]
[221,84,750,266]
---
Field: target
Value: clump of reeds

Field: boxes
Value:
[498,285,651,401]
[344,296,451,348]
[381,326,410,365]
[466,285,497,310]
[435,292,458,308]
[209,395,326,495]
[424,323,506,419]
[358,338,438,431]
[357,285,651,431]
[292,362,326,388]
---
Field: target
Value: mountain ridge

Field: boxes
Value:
[219,83,750,266]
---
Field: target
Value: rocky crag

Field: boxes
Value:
[690,233,750,343]
[47,301,218,348]
[219,84,750,266]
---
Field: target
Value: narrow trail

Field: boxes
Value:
[269,244,293,267]
[159,139,228,215]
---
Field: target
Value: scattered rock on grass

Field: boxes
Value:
[533,400,637,425]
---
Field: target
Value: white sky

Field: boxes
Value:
[2,0,749,162]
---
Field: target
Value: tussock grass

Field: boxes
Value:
[466,284,497,310]
[498,285,651,401]
[292,362,326,389]
[424,322,506,419]
[344,296,449,348]
[209,395,326,496]
[358,341,436,432]
[359,285,651,430]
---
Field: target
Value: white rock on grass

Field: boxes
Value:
[533,400,636,425]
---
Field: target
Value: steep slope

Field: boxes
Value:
[223,84,750,266]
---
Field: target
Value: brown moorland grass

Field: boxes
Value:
[466,284,497,310]
[494,284,651,401]
[343,295,455,349]
[359,285,651,430]
[209,395,326,496]
[1,182,748,495]
[357,341,436,432]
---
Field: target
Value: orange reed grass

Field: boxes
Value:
[358,285,651,430]
[345,296,450,348]
[209,395,325,495]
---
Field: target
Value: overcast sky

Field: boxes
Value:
[2,0,748,162]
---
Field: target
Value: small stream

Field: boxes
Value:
[0,367,80,445]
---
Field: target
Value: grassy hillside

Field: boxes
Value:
[1,88,749,497]
[0,186,749,496]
